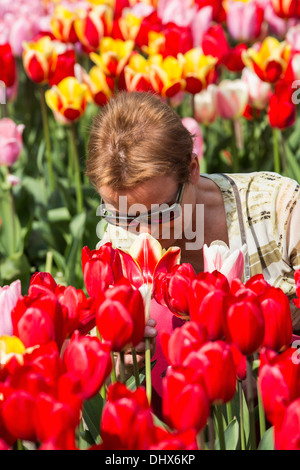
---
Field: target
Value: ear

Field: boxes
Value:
[189,153,201,184]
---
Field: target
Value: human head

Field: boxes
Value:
[86,91,194,192]
[86,91,202,249]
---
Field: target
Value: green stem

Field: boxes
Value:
[197,430,206,450]
[247,357,256,450]
[145,337,152,405]
[69,122,83,213]
[272,127,280,174]
[257,381,266,441]
[208,410,215,450]
[226,401,233,425]
[231,120,239,173]
[39,86,55,192]
[119,351,126,383]
[132,348,140,388]
[7,168,16,254]
[238,380,246,450]
[216,405,226,450]
[100,384,106,401]
[45,251,53,275]
[110,352,117,384]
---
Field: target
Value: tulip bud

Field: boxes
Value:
[226,0,263,43]
[0,43,16,88]
[45,77,88,124]
[216,79,249,120]
[242,67,272,110]
[0,119,24,167]
[194,84,218,125]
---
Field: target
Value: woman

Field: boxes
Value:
[86,91,300,413]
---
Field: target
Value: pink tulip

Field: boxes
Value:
[191,6,213,47]
[0,279,22,336]
[216,79,249,120]
[0,118,24,166]
[203,241,247,285]
[242,67,272,110]
[226,0,263,43]
[264,3,298,38]
[287,25,300,52]
[194,84,218,125]
[157,0,198,27]
[291,53,300,79]
[181,117,204,161]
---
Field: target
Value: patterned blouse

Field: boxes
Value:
[97,171,300,328]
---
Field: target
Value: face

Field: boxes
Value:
[98,155,201,250]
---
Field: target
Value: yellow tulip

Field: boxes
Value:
[51,5,78,43]
[90,37,135,77]
[148,54,184,98]
[242,36,291,83]
[83,65,115,106]
[118,12,142,41]
[124,53,156,93]
[45,76,88,123]
[179,48,217,94]
[0,335,25,366]
[23,36,55,84]
[74,5,113,53]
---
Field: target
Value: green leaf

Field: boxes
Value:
[257,426,275,450]
[0,189,23,256]
[47,207,71,223]
[215,418,240,450]
[82,393,104,445]
[70,212,87,240]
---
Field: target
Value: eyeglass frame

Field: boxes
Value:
[100,183,185,227]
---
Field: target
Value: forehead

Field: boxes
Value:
[99,175,178,208]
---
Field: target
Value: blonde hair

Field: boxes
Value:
[86,91,194,191]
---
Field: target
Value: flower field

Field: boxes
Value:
[1,0,300,451]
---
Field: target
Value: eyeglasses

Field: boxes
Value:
[100,183,185,227]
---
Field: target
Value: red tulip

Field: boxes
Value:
[63,331,112,400]
[1,390,36,441]
[160,320,208,367]
[229,343,247,381]
[189,277,227,341]
[100,383,154,450]
[194,0,226,23]
[96,281,145,351]
[271,0,300,19]
[48,49,76,87]
[274,398,300,450]
[268,79,296,129]
[224,288,265,356]
[162,365,210,432]
[153,263,196,319]
[34,392,79,450]
[118,233,181,290]
[11,289,65,350]
[0,43,16,88]
[82,244,122,297]
[149,428,198,450]
[258,347,300,425]
[201,25,246,72]
[259,286,293,352]
[294,269,300,308]
[184,340,237,404]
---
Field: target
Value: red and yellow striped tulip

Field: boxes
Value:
[0,335,25,366]
[118,11,143,41]
[242,36,291,83]
[271,0,300,18]
[51,5,79,44]
[124,53,156,93]
[83,66,115,106]
[45,76,88,124]
[149,54,184,98]
[179,48,217,95]
[74,5,113,53]
[90,37,134,77]
[23,36,55,84]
